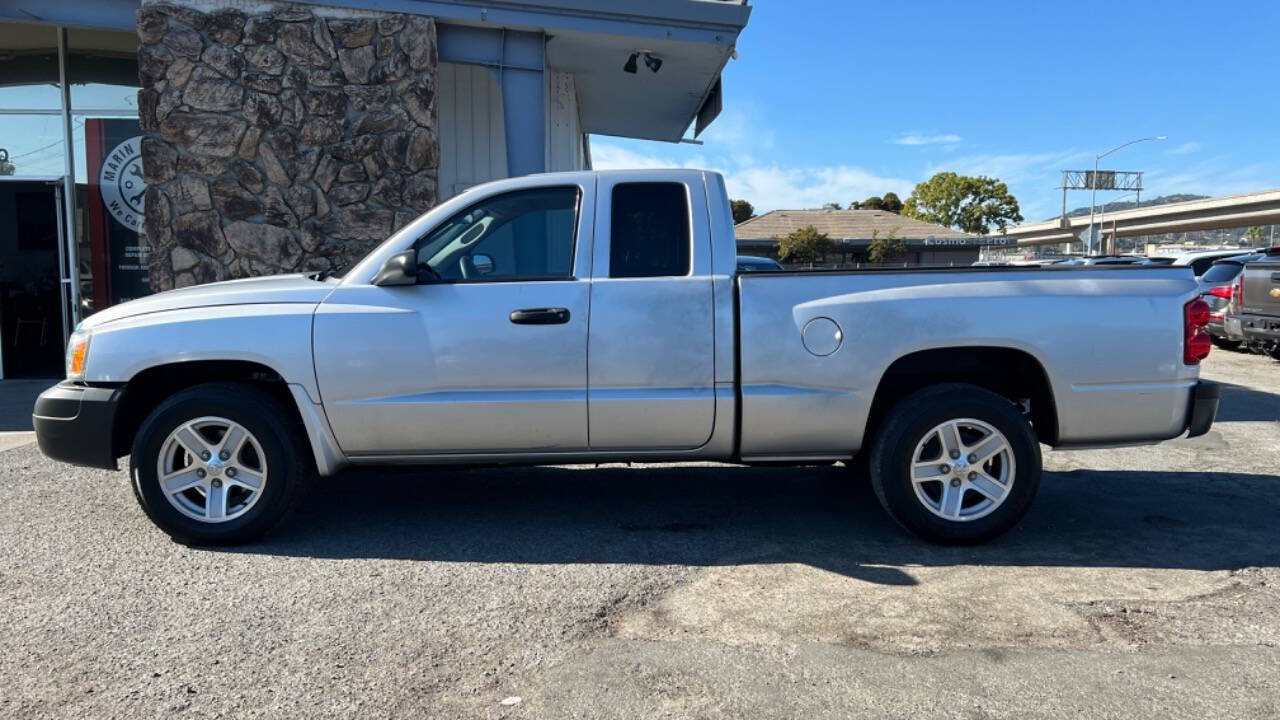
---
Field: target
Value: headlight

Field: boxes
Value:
[66,330,91,380]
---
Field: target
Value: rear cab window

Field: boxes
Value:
[609,182,691,278]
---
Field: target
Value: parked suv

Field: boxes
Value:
[1200,253,1267,350]
[1232,250,1280,358]
[1171,248,1268,276]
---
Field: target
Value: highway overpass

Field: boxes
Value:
[994,189,1280,247]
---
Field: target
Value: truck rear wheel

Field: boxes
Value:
[129,382,309,545]
[869,384,1041,544]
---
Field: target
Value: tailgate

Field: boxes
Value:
[1240,260,1280,315]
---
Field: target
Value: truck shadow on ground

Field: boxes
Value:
[242,463,1280,584]
[1214,380,1280,422]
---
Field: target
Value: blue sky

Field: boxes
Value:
[591,0,1280,222]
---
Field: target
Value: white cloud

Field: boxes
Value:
[726,165,914,211]
[927,149,1090,186]
[923,149,1096,221]
[1167,141,1202,156]
[894,133,962,146]
[590,142,694,171]
[594,103,927,210]
[1143,156,1275,197]
[590,139,913,211]
[590,106,913,211]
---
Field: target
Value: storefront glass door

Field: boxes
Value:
[0,177,70,378]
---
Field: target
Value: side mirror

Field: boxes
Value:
[471,252,494,275]
[372,249,418,286]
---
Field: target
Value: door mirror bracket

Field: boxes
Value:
[372,250,419,286]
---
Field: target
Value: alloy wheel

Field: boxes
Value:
[156,416,268,523]
[909,418,1016,522]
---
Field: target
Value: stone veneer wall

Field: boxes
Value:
[136,2,439,290]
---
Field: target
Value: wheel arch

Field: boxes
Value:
[865,346,1059,448]
[110,359,342,474]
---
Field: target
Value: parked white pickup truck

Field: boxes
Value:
[34,170,1219,545]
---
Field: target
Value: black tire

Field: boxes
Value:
[1267,343,1280,361]
[869,383,1041,545]
[1211,336,1243,351]
[130,382,310,545]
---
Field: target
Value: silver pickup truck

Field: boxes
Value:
[34,170,1220,545]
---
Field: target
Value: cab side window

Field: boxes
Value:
[414,187,580,282]
[609,182,691,278]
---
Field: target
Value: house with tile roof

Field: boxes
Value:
[734,208,1015,266]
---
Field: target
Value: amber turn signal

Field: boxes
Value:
[67,333,90,379]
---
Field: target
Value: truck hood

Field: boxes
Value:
[79,274,337,330]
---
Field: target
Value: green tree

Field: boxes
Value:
[902,172,1023,235]
[850,194,903,213]
[1243,226,1267,245]
[822,202,842,210]
[730,199,755,225]
[777,225,835,264]
[866,228,907,264]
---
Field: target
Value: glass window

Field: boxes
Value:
[610,183,690,278]
[67,28,141,113]
[69,28,143,314]
[1189,256,1222,276]
[1200,262,1243,284]
[414,187,579,282]
[0,23,63,175]
[0,23,60,112]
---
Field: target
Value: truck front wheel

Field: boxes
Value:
[129,382,309,545]
[869,384,1041,544]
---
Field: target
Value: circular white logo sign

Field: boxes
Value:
[99,135,146,232]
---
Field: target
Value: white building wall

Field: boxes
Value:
[546,70,584,173]
[437,62,508,199]
[438,64,585,199]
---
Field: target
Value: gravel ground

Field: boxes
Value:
[1,350,1278,718]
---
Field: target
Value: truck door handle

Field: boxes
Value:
[509,307,570,325]
[1270,273,1280,282]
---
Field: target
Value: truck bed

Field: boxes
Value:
[734,265,1203,459]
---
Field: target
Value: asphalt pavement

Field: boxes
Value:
[1,352,1277,718]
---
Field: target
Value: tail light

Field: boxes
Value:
[1207,286,1232,299]
[1233,274,1244,308]
[1184,298,1211,365]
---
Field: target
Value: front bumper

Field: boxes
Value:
[1184,380,1220,439]
[1236,313,1280,343]
[32,382,122,470]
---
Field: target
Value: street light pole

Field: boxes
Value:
[1089,154,1099,255]
[1086,135,1167,255]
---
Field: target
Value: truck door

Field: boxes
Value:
[313,183,593,456]
[587,176,716,449]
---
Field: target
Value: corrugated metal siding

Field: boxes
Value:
[546,70,583,173]
[438,62,508,199]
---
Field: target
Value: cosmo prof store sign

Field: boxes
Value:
[922,236,1016,247]
[86,118,152,307]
